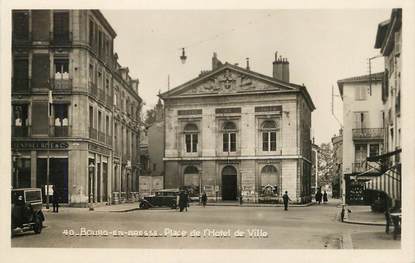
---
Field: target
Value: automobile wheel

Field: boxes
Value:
[33,215,42,234]
[140,202,150,209]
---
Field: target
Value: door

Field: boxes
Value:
[222,166,237,201]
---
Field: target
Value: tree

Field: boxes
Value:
[317,143,336,188]
[144,108,156,126]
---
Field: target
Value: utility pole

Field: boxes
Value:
[331,85,343,128]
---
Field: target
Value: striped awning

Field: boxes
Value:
[365,170,401,200]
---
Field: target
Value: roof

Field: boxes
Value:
[374,19,390,48]
[374,9,402,55]
[160,62,316,111]
[92,10,117,38]
[337,72,384,98]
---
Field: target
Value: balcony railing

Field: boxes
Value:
[89,127,97,140]
[52,126,69,137]
[12,126,29,137]
[98,131,106,143]
[52,31,72,45]
[12,78,30,92]
[352,128,384,140]
[52,78,72,90]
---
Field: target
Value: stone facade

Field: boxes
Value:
[160,54,315,203]
[11,10,142,206]
[337,72,384,204]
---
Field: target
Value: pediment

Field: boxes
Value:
[168,66,297,97]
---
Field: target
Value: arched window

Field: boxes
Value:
[184,123,198,153]
[223,121,237,152]
[262,120,277,151]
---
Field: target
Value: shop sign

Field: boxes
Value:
[88,143,111,155]
[12,141,69,150]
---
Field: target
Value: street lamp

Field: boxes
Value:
[180,48,187,64]
[12,152,22,188]
[88,162,95,211]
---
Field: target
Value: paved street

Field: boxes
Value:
[11,200,400,249]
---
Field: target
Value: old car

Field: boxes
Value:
[139,189,179,209]
[11,188,45,236]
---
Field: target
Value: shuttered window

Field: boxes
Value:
[32,10,50,41]
[53,11,70,43]
[13,59,29,91]
[12,11,29,41]
[31,102,49,135]
[32,54,50,89]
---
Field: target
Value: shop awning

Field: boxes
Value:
[365,170,401,201]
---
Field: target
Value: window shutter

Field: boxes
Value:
[32,54,50,89]
[13,11,29,41]
[31,102,49,135]
[32,10,50,41]
[53,11,69,43]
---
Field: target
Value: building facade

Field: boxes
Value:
[331,130,343,199]
[160,53,315,203]
[138,99,165,195]
[366,8,402,204]
[337,72,384,204]
[310,142,319,195]
[11,10,142,207]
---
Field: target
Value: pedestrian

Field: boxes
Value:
[282,191,291,211]
[315,189,322,204]
[323,190,328,204]
[201,191,207,207]
[185,190,189,212]
[52,185,59,213]
[178,190,186,212]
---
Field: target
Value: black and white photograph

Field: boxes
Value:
[1,1,414,262]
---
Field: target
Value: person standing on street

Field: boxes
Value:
[323,190,328,204]
[282,191,291,211]
[184,190,189,212]
[315,189,322,204]
[201,191,207,207]
[52,185,59,213]
[179,190,186,212]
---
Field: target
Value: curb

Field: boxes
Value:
[342,219,386,226]
[205,203,315,208]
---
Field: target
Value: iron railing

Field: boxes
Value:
[352,128,384,140]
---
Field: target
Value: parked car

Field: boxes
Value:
[139,189,179,209]
[11,188,45,236]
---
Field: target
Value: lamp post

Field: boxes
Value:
[180,48,187,64]
[88,162,95,211]
[12,152,22,188]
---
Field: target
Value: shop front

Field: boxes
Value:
[12,140,69,204]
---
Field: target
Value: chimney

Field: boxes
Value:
[119,67,129,81]
[282,58,290,83]
[246,57,250,70]
[272,51,290,82]
[212,52,223,70]
[130,78,140,95]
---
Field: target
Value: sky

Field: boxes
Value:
[102,9,390,144]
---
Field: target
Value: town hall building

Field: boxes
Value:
[159,53,315,203]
